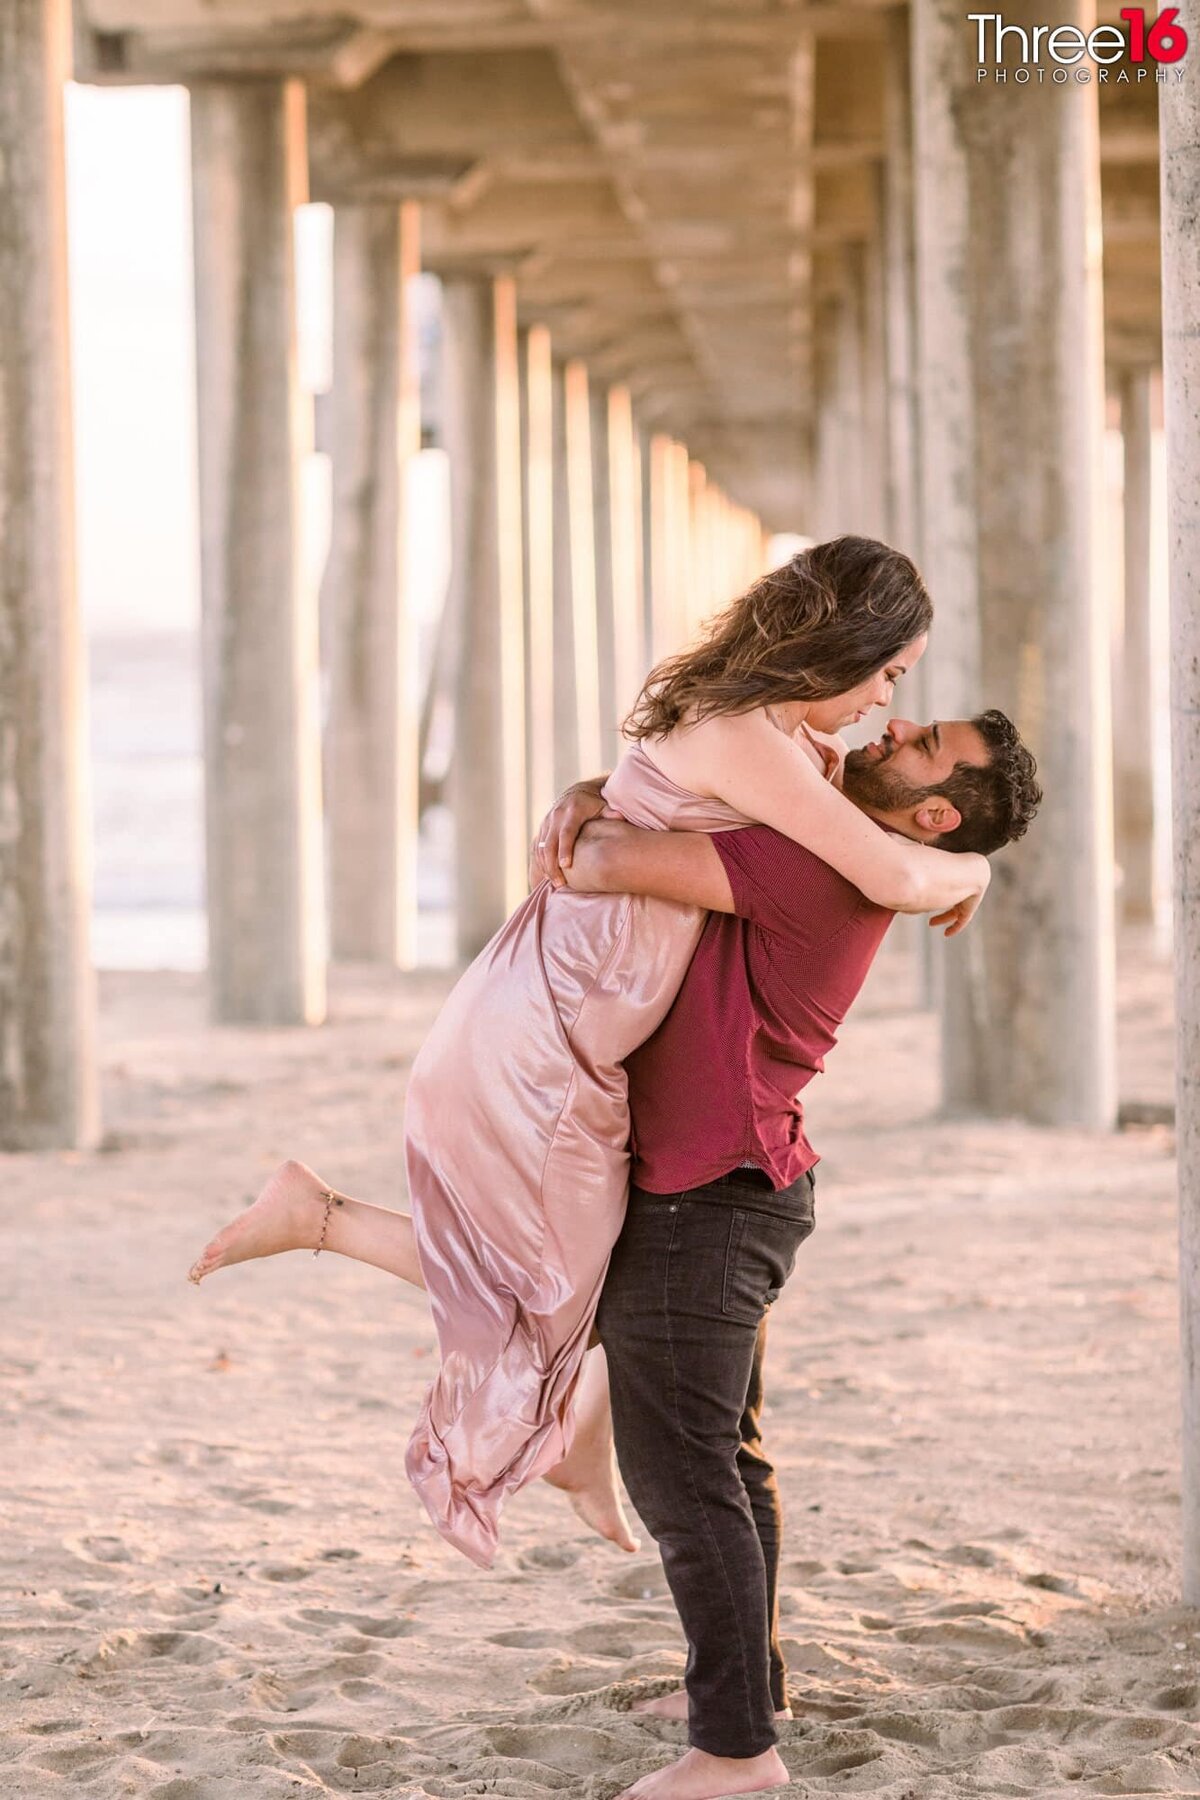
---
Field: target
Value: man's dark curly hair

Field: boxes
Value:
[936,709,1042,855]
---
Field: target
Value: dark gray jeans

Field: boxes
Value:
[596,1165,816,1759]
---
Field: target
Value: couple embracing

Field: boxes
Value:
[189,536,1040,1800]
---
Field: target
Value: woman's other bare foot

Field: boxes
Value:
[633,1691,792,1723]
[617,1745,788,1799]
[545,1450,640,1555]
[187,1160,333,1285]
[543,1345,639,1554]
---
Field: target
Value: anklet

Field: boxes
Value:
[313,1187,344,1257]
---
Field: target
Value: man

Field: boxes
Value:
[541,712,1041,1800]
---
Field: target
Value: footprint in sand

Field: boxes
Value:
[609,1563,670,1601]
[489,1619,673,1661]
[75,1628,229,1673]
[59,1588,105,1611]
[28,1741,123,1781]
[138,1438,232,1471]
[145,1781,233,1800]
[928,1599,1003,1619]
[528,1656,623,1697]
[338,1676,390,1701]
[270,1728,430,1789]
[789,1693,867,1722]
[940,1542,1001,1569]
[252,1653,389,1715]
[1155,1683,1200,1710]
[249,1671,312,1713]
[478,1722,638,1778]
[123,1583,222,1625]
[517,1544,581,1572]
[894,1616,1027,1651]
[785,1557,828,1580]
[856,1709,947,1749]
[64,1533,135,1565]
[488,1627,561,1650]
[1023,1570,1080,1595]
[289,1606,415,1640]
[986,1701,1188,1756]
[569,1619,677,1659]
[787,1726,887,1778]
[270,1727,382,1761]
[781,1638,873,1682]
[212,1485,295,1515]
[111,1727,215,1767]
[253,1563,312,1583]
[963,1671,1071,1710]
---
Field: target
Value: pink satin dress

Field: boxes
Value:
[403,744,759,1566]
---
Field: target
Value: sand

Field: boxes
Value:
[3,927,1198,1799]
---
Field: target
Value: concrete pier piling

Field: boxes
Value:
[0,0,99,1149]
[443,274,527,958]
[912,0,1115,1128]
[1159,48,1200,1605]
[189,78,327,1026]
[1116,366,1156,928]
[323,200,422,969]
[520,324,557,833]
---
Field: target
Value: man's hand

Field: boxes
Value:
[529,775,609,889]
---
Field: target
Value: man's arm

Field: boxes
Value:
[561,818,736,912]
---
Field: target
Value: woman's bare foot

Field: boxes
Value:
[545,1448,639,1555]
[617,1745,788,1799]
[187,1159,333,1285]
[634,1691,792,1723]
[543,1346,640,1554]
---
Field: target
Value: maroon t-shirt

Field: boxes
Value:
[626,825,895,1194]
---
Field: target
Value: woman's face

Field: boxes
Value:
[804,633,928,734]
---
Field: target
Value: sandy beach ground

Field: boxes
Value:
[3,927,1197,1799]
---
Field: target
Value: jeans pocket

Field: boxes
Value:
[721,1207,815,1324]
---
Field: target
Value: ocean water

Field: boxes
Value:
[86,630,456,973]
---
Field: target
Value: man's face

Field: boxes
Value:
[842,718,991,841]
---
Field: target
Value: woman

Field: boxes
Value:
[187,537,989,1569]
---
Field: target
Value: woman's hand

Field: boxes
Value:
[530,777,609,889]
[927,855,991,937]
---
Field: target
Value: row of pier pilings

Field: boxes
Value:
[0,11,770,1150]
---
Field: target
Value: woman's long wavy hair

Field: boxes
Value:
[623,536,932,742]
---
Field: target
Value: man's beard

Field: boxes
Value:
[842,744,931,813]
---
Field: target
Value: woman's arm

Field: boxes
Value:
[652,710,989,918]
